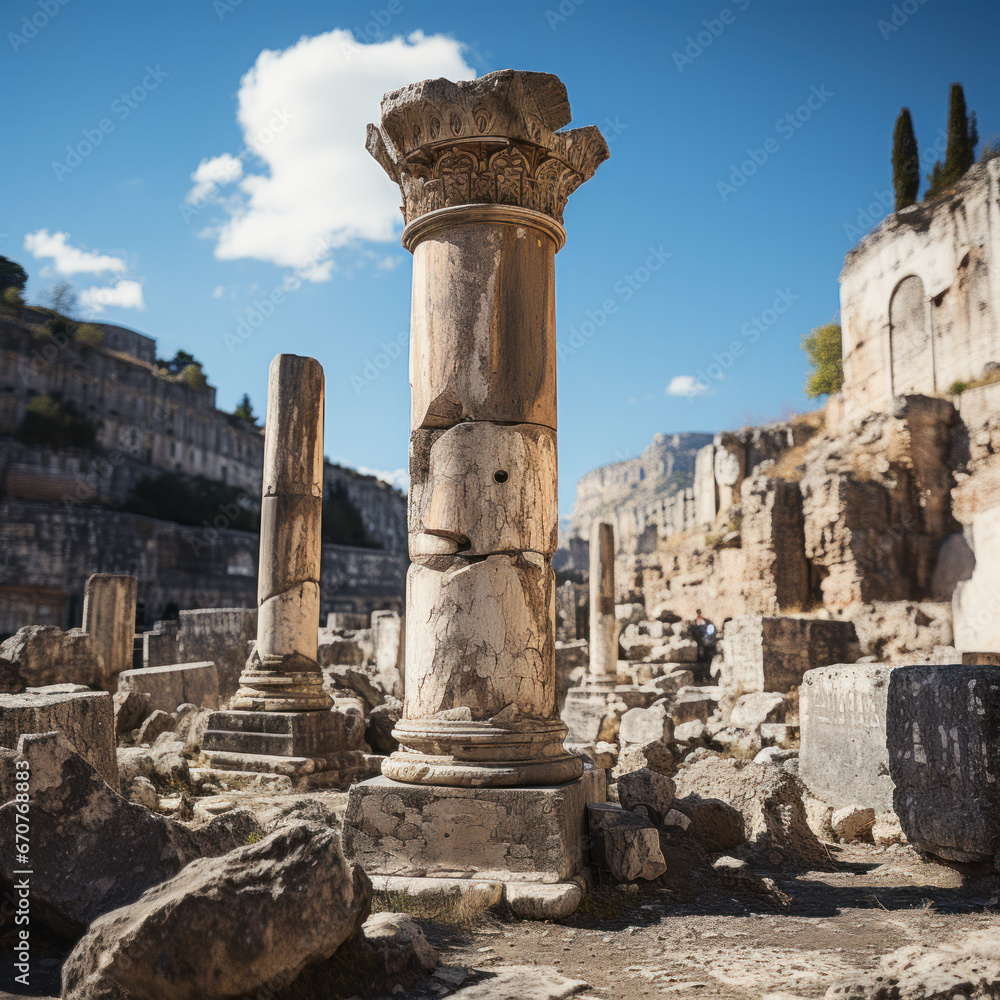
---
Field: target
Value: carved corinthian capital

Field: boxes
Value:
[366,69,610,226]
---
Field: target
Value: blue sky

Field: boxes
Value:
[3,0,997,512]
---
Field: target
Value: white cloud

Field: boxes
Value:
[666,375,713,398]
[187,29,475,278]
[354,465,408,492]
[24,229,127,276]
[79,280,146,313]
[186,154,244,205]
[212,285,225,299]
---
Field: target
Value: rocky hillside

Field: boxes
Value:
[561,431,713,550]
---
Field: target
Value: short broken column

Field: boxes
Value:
[562,522,623,742]
[588,522,618,688]
[202,355,369,789]
[82,573,137,691]
[344,70,609,910]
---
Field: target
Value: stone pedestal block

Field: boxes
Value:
[343,768,605,883]
[721,615,862,694]
[887,664,1000,862]
[0,690,119,790]
[800,663,896,812]
[118,662,220,713]
[202,706,364,758]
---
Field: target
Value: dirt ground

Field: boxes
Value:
[398,842,1000,1000]
[5,835,997,1000]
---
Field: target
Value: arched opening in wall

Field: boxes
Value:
[889,275,934,396]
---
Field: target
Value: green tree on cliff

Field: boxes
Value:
[232,393,257,423]
[0,256,28,293]
[892,108,920,210]
[802,323,843,398]
[926,83,978,198]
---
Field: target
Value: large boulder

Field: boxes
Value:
[62,822,372,1000]
[825,928,1000,1000]
[0,733,189,936]
[674,756,826,867]
[729,692,785,732]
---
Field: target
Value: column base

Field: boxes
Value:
[231,650,332,712]
[385,717,584,787]
[201,707,374,790]
[342,768,606,884]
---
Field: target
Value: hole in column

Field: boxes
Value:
[493,469,508,484]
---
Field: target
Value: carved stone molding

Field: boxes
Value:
[367,69,609,226]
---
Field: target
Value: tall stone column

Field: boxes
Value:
[233,354,330,713]
[345,71,610,903]
[588,522,618,687]
[203,355,370,789]
[365,70,608,788]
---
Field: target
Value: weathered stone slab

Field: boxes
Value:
[118,661,220,713]
[561,686,619,744]
[887,664,1000,862]
[343,769,605,883]
[0,689,119,789]
[409,423,558,556]
[82,572,138,688]
[800,663,896,813]
[721,615,862,694]
[371,609,404,699]
[0,625,101,690]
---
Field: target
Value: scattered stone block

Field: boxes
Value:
[604,825,666,881]
[367,696,401,754]
[799,663,896,813]
[326,611,370,630]
[711,855,772,895]
[887,663,1000,862]
[674,719,706,744]
[136,709,175,745]
[730,692,785,732]
[675,756,826,866]
[647,637,699,664]
[317,634,366,667]
[113,688,150,737]
[562,686,620,743]
[61,822,371,1000]
[0,625,101,690]
[721,615,861,694]
[662,808,691,831]
[675,796,745,851]
[831,804,875,842]
[872,811,906,847]
[344,770,604,883]
[671,687,718,725]
[619,703,673,745]
[118,662,220,714]
[760,722,798,747]
[617,767,675,824]
[0,688,119,789]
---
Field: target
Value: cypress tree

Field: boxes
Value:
[942,83,975,185]
[892,108,920,210]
